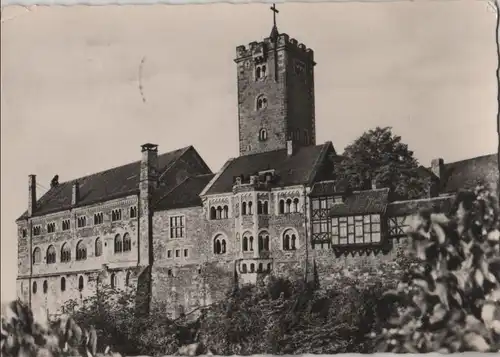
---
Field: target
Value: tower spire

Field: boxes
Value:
[270,3,279,40]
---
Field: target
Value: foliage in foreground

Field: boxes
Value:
[374,186,500,352]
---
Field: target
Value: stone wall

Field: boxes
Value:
[16,194,141,315]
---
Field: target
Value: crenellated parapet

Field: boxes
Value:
[235,33,314,63]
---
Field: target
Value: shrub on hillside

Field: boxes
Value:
[197,275,391,355]
[373,186,500,352]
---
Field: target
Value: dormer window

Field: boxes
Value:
[259,128,268,141]
[256,95,268,110]
[255,63,267,80]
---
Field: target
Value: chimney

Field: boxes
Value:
[140,143,159,189]
[28,175,37,217]
[72,181,80,206]
[431,158,445,179]
[286,140,294,156]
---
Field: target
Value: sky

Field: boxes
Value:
[1,1,498,302]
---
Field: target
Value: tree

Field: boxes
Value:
[373,186,500,352]
[333,126,430,200]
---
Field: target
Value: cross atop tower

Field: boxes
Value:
[270,3,279,28]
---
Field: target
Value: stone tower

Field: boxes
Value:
[235,9,316,156]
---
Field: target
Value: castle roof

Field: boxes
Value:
[202,142,334,195]
[154,173,215,211]
[386,195,455,217]
[437,153,498,194]
[17,146,200,221]
[329,188,390,216]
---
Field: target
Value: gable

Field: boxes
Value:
[203,142,334,195]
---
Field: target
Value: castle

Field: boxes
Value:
[15,9,498,318]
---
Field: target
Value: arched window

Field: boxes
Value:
[242,236,249,252]
[32,247,42,264]
[267,263,272,272]
[279,200,285,214]
[293,198,300,213]
[95,238,102,257]
[265,235,270,251]
[123,233,131,252]
[43,280,48,294]
[257,201,263,214]
[210,207,216,220]
[46,245,56,264]
[283,229,297,251]
[304,130,309,145]
[249,236,254,251]
[258,263,263,273]
[242,202,247,215]
[250,263,255,273]
[256,95,268,110]
[285,199,292,213]
[78,276,84,291]
[114,234,123,253]
[216,206,222,220]
[32,281,37,294]
[110,273,116,289]
[61,277,66,292]
[76,240,87,261]
[248,201,253,215]
[125,272,131,287]
[61,243,71,262]
[258,232,270,252]
[259,129,268,141]
[263,201,269,215]
[223,205,229,219]
[241,263,247,273]
[214,234,227,255]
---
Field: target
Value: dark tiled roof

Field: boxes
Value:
[17,146,192,220]
[154,174,215,211]
[309,178,352,197]
[440,153,498,193]
[204,143,332,195]
[329,188,390,216]
[386,195,455,217]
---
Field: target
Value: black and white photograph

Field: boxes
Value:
[1,0,500,355]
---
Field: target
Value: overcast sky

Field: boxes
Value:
[1,1,498,301]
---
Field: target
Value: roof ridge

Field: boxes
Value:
[389,194,455,205]
[445,152,497,166]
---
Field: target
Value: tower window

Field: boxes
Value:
[256,95,268,110]
[304,130,309,145]
[259,129,268,141]
[294,60,306,75]
[255,64,267,80]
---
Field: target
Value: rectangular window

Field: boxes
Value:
[22,229,27,238]
[62,219,71,231]
[170,216,185,238]
[331,214,382,245]
[167,250,172,258]
[33,225,41,236]
[175,249,180,258]
[183,249,188,258]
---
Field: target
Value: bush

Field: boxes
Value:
[373,186,500,352]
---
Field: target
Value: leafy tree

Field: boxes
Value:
[373,186,500,352]
[333,126,430,200]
